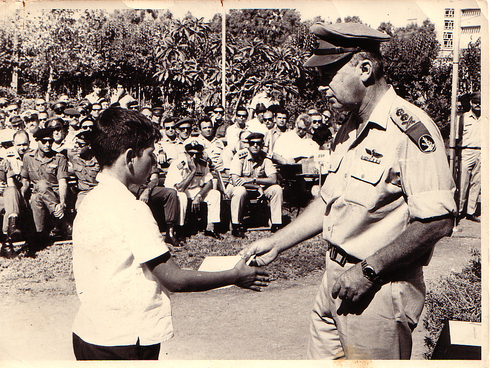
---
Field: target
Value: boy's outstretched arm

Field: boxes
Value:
[146,253,269,292]
[240,196,326,266]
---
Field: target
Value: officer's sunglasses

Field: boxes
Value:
[263,117,273,122]
[249,141,263,147]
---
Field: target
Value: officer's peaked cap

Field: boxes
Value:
[304,22,390,68]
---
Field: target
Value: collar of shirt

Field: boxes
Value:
[95,172,136,202]
[365,86,397,131]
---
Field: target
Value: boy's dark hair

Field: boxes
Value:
[275,107,289,119]
[92,107,162,168]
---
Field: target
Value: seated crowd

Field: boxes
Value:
[0,90,336,259]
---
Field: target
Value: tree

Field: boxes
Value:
[459,38,481,94]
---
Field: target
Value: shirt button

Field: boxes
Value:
[344,173,348,178]
[327,227,331,231]
[361,174,365,179]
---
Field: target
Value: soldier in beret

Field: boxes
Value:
[164,140,223,240]
[242,22,456,359]
[67,130,100,210]
[22,127,70,250]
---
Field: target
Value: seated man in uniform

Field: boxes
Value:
[21,127,69,249]
[67,130,100,211]
[165,141,223,240]
[229,133,283,237]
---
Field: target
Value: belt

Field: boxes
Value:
[327,243,361,267]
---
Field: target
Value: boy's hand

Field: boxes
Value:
[233,258,269,291]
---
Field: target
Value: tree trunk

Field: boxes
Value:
[46,65,54,102]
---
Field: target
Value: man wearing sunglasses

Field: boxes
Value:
[229,133,282,237]
[242,22,455,360]
[225,106,249,149]
[21,127,70,251]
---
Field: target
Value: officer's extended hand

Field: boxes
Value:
[239,238,279,267]
[331,263,373,303]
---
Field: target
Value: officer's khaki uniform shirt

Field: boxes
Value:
[21,149,69,190]
[321,87,455,260]
[230,150,276,180]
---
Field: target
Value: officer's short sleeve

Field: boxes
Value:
[229,154,242,177]
[56,154,69,181]
[264,157,277,177]
[20,156,30,179]
[399,118,456,220]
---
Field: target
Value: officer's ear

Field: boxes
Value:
[359,60,374,85]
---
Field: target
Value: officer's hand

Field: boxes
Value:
[239,238,278,267]
[191,196,201,212]
[331,264,373,303]
[139,189,150,204]
[54,203,66,219]
[233,258,270,291]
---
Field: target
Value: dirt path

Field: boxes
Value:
[0,219,480,362]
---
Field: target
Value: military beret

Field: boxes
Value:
[185,140,204,152]
[152,106,165,116]
[247,132,265,142]
[204,106,215,115]
[255,103,267,113]
[304,22,390,68]
[236,105,248,115]
[21,109,39,120]
[175,117,194,127]
[9,115,23,126]
[33,127,54,140]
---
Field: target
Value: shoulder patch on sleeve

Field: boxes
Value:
[390,105,436,153]
[237,149,248,159]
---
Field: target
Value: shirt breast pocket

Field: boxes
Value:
[45,163,58,175]
[345,161,385,210]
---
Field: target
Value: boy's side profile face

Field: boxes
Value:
[131,144,156,185]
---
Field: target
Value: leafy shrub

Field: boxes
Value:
[423,249,481,358]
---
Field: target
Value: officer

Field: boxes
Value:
[21,127,70,248]
[458,91,481,222]
[241,22,455,360]
[229,132,282,237]
[68,130,100,210]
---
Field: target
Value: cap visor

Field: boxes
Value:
[304,53,352,68]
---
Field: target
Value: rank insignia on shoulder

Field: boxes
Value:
[237,149,248,159]
[391,106,436,153]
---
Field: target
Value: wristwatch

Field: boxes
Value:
[361,260,378,282]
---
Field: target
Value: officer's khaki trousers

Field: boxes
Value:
[230,184,283,225]
[308,257,425,360]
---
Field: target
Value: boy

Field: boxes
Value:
[72,108,268,360]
